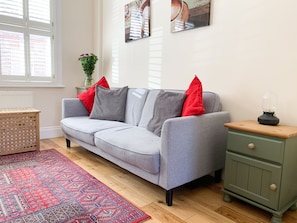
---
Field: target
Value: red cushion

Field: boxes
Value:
[182,75,205,116]
[77,76,110,114]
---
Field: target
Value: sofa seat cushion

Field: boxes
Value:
[94,126,161,174]
[61,117,129,145]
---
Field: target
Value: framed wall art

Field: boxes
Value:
[171,0,211,33]
[125,0,150,42]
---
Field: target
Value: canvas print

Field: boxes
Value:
[125,0,150,42]
[171,0,210,33]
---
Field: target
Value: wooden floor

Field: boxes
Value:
[40,137,297,223]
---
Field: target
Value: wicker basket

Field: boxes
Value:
[0,108,40,155]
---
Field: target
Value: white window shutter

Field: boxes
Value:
[29,0,50,23]
[30,34,52,77]
[0,30,25,76]
[0,0,23,18]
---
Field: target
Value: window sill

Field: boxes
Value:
[0,82,65,88]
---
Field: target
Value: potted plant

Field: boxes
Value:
[78,53,98,87]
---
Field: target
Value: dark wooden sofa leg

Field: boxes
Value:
[166,189,173,206]
[66,139,71,148]
[214,169,223,183]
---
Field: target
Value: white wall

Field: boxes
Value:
[102,0,297,125]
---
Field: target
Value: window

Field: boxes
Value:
[0,0,61,87]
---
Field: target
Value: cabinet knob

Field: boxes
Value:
[270,184,277,191]
[248,143,255,150]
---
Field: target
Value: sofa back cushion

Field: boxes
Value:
[203,91,222,113]
[125,88,149,125]
[138,89,161,128]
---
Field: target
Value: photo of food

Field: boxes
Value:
[125,0,150,42]
[171,0,210,33]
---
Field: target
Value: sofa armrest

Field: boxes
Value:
[62,98,88,118]
[159,111,230,190]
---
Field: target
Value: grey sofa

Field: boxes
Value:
[60,88,230,206]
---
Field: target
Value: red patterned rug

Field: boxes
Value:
[0,149,151,223]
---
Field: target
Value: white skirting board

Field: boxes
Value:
[40,126,63,139]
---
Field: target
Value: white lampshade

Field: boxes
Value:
[262,91,278,113]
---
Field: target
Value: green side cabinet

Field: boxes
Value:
[223,120,297,223]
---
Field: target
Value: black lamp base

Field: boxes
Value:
[258,112,279,126]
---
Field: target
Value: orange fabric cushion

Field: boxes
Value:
[77,76,110,114]
[182,75,205,116]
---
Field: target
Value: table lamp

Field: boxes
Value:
[257,92,279,125]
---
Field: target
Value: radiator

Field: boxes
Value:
[0,91,33,109]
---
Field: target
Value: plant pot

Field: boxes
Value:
[84,76,94,87]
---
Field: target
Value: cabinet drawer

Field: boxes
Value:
[224,152,281,210]
[227,131,284,163]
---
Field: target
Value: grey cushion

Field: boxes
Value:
[147,90,186,136]
[90,86,128,121]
